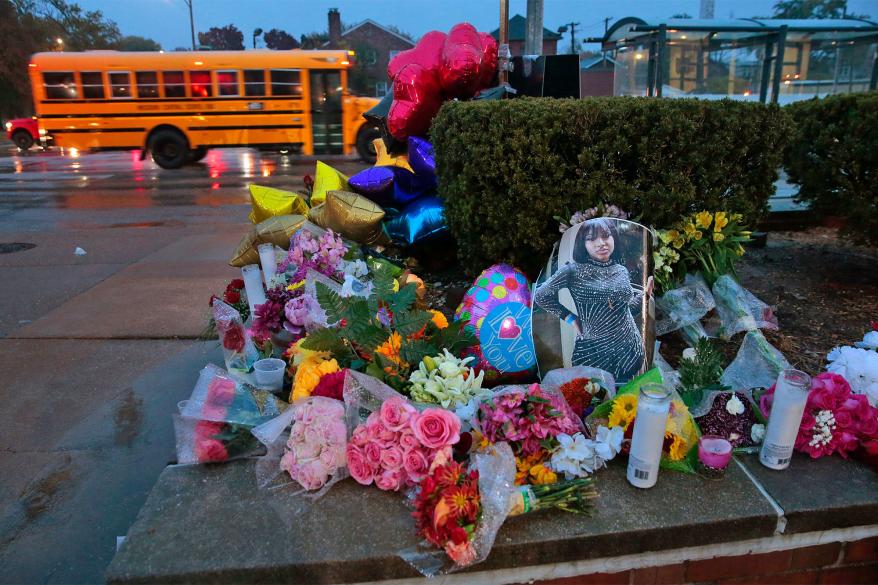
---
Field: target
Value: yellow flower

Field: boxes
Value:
[693,230,703,241]
[658,230,675,244]
[731,213,743,222]
[515,452,547,486]
[429,310,449,329]
[736,244,745,256]
[714,212,729,231]
[664,229,681,244]
[672,237,685,249]
[529,464,558,485]
[286,280,305,292]
[609,393,638,430]
[376,331,404,365]
[695,211,712,229]
[713,232,725,242]
[291,354,339,402]
[683,223,697,237]
[668,434,688,461]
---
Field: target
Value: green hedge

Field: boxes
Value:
[433,97,790,275]
[784,92,878,245]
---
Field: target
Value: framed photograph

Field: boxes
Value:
[532,218,656,384]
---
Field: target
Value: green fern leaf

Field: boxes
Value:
[393,309,433,337]
[315,281,346,325]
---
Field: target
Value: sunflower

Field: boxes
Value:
[668,434,688,461]
[695,211,713,230]
[609,394,638,430]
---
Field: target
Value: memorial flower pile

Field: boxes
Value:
[346,396,462,491]
[209,278,249,321]
[408,350,488,409]
[760,372,878,459]
[558,376,609,420]
[549,426,624,479]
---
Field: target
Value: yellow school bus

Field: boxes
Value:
[29,50,381,168]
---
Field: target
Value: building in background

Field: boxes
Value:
[324,8,415,96]
[490,14,561,56]
[580,54,616,96]
[595,16,878,103]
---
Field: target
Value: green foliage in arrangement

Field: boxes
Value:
[678,338,727,408]
[432,97,790,275]
[784,92,878,245]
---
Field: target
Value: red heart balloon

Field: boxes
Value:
[388,30,446,81]
[387,63,443,140]
[478,32,498,89]
[440,23,484,99]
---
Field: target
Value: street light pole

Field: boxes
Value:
[183,0,196,51]
[558,21,580,54]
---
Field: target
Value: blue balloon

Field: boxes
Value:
[407,136,436,177]
[348,166,395,205]
[385,196,448,245]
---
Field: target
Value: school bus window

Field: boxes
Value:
[190,70,212,97]
[109,71,132,98]
[43,72,77,99]
[136,71,160,98]
[217,71,239,96]
[80,71,104,99]
[243,69,265,96]
[270,69,301,96]
[163,71,185,98]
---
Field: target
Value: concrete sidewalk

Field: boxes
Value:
[0,225,242,583]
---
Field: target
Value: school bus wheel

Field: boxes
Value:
[187,146,208,163]
[355,123,381,164]
[148,127,189,169]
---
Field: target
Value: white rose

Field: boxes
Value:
[751,423,766,443]
[726,395,745,416]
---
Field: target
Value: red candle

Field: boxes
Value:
[698,435,733,470]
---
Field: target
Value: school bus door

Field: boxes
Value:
[309,70,343,155]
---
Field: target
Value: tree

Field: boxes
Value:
[671,13,693,18]
[115,35,161,51]
[264,28,299,50]
[198,24,244,50]
[19,0,121,50]
[771,0,868,19]
[300,31,329,49]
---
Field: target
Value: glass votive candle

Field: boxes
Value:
[257,243,277,288]
[698,435,733,478]
[241,264,267,317]
[253,358,286,392]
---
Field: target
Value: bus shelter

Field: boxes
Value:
[594,17,878,103]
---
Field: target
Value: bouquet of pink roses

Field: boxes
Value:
[280,397,348,491]
[761,372,878,459]
[346,396,461,491]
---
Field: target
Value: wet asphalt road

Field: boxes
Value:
[0,144,367,584]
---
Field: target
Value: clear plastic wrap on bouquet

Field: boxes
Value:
[652,342,681,389]
[172,414,265,465]
[212,299,259,374]
[178,363,285,427]
[541,366,616,399]
[251,396,349,524]
[478,382,586,440]
[720,330,791,391]
[655,274,715,336]
[712,275,778,339]
[399,442,518,576]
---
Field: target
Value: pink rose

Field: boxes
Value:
[380,396,416,431]
[346,445,373,485]
[380,446,404,471]
[834,408,854,430]
[280,450,296,475]
[200,402,228,421]
[375,469,403,491]
[444,541,477,566]
[411,408,461,450]
[326,420,347,444]
[295,460,329,490]
[403,448,429,482]
[399,429,419,451]
[195,438,228,463]
[206,378,236,406]
[364,442,382,465]
[320,445,342,469]
[351,426,370,447]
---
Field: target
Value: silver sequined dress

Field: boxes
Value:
[534,258,644,381]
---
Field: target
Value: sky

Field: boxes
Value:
[75,0,877,52]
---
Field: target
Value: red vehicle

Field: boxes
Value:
[4,117,46,150]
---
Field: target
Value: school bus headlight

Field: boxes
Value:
[4,122,11,131]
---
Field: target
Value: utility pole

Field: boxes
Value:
[499,0,510,86]
[558,21,580,54]
[183,0,196,51]
[253,28,263,49]
[524,0,544,56]
[602,17,612,57]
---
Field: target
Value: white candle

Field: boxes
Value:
[257,243,277,288]
[760,369,811,470]
[241,264,267,317]
[627,384,671,489]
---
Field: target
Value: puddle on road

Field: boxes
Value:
[113,389,144,447]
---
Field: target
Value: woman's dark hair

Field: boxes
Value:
[573,218,618,263]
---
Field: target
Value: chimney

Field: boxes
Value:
[328,8,342,47]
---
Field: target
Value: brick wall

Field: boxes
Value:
[530,536,878,585]
[336,22,414,97]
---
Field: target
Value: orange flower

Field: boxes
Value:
[429,310,449,329]
[375,331,403,365]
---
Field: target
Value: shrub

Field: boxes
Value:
[432,97,790,275]
[784,92,878,245]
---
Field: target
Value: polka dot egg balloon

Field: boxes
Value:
[454,264,536,383]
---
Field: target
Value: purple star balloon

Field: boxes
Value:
[407,136,436,177]
[348,166,395,205]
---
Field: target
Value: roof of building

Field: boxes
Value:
[599,16,878,45]
[580,54,616,70]
[336,19,416,47]
[490,14,563,41]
